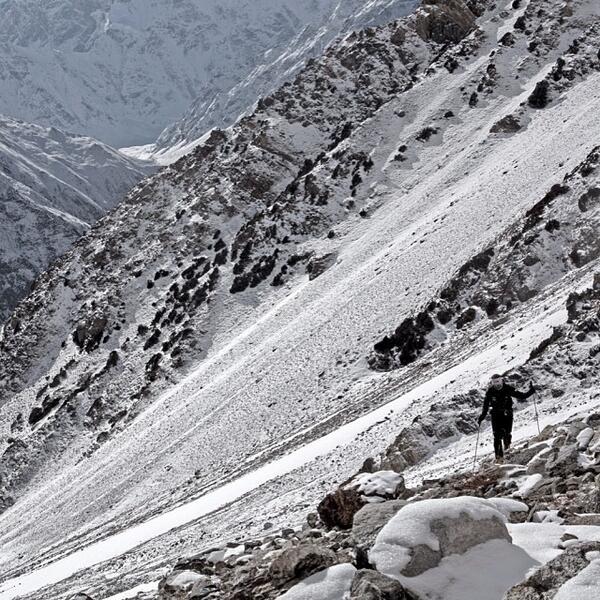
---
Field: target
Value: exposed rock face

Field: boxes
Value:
[318,486,365,530]
[415,0,477,44]
[505,542,600,599]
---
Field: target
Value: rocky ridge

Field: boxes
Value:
[0,115,151,322]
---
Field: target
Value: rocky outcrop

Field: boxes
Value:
[415,0,477,44]
[370,138,600,371]
[505,541,600,599]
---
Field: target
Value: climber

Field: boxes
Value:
[478,374,536,463]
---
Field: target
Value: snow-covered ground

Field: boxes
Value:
[0,1,599,598]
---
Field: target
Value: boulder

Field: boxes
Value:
[504,541,600,599]
[546,443,580,477]
[352,500,408,549]
[159,570,210,599]
[269,544,338,585]
[349,569,413,600]
[370,497,511,578]
[351,471,409,500]
[318,486,364,529]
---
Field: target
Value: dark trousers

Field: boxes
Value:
[491,410,513,458]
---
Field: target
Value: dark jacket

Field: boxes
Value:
[480,384,533,420]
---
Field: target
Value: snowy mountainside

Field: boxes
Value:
[0,0,417,149]
[0,116,152,323]
[147,0,421,161]
[0,0,599,598]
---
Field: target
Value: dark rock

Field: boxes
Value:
[269,544,337,584]
[490,114,521,133]
[528,80,550,108]
[306,253,337,280]
[578,187,600,212]
[73,316,108,352]
[415,0,477,45]
[350,569,412,600]
[318,486,364,530]
[546,443,580,477]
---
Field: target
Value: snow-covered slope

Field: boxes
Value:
[0,116,152,323]
[0,0,599,598]
[0,0,417,149]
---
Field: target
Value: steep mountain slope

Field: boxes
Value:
[0,116,151,322]
[0,0,416,148]
[0,0,599,598]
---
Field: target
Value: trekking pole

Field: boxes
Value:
[473,424,481,471]
[531,382,541,435]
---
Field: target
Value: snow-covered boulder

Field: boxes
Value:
[276,563,357,600]
[158,570,209,599]
[352,471,408,500]
[370,497,512,577]
[318,472,411,529]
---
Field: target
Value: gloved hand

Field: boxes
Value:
[478,415,485,426]
[529,382,536,393]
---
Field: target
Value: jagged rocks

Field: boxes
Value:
[490,114,522,133]
[318,486,365,530]
[415,0,477,45]
[73,316,108,352]
[349,569,413,600]
[270,544,338,585]
[504,542,600,599]
[306,253,337,281]
[528,80,550,108]
[545,443,581,478]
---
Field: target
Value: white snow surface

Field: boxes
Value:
[396,539,536,600]
[0,0,416,148]
[351,470,404,497]
[276,564,357,600]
